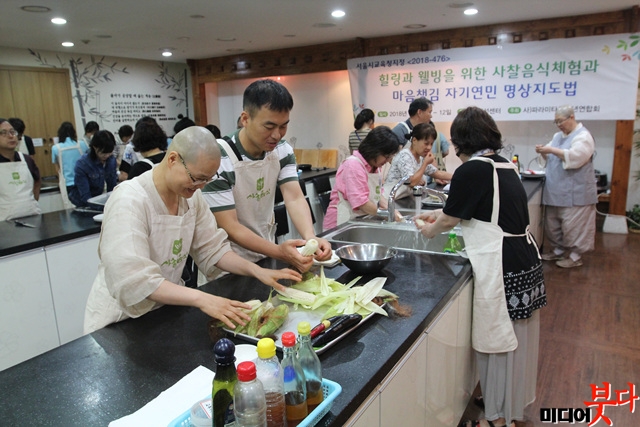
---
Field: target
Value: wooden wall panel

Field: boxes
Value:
[0,70,15,116]
[610,120,634,215]
[38,71,75,136]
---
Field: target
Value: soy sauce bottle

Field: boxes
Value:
[213,338,237,427]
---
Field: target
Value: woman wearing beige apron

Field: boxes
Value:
[416,107,546,427]
[0,119,41,221]
[52,122,88,209]
[84,127,301,333]
[323,126,400,230]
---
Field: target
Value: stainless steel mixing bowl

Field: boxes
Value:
[335,243,397,274]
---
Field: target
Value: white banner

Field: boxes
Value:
[348,34,640,121]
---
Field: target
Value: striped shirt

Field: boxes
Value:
[202,129,298,212]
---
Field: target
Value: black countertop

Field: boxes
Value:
[0,209,102,258]
[299,168,336,182]
[0,252,471,426]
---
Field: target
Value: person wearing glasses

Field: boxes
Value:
[322,126,400,230]
[0,118,41,221]
[83,126,302,333]
[126,121,168,180]
[202,79,331,273]
[535,105,597,268]
[68,130,118,207]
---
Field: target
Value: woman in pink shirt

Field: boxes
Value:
[323,126,399,230]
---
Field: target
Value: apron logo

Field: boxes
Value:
[172,239,183,255]
[12,172,20,180]
[375,185,380,195]
[256,177,264,191]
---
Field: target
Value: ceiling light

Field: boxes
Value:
[190,14,205,19]
[217,37,236,42]
[162,51,173,57]
[51,17,67,25]
[21,6,51,13]
[404,24,427,29]
[283,34,296,38]
[96,35,112,39]
[331,10,345,18]
[61,42,74,47]
[312,23,336,28]
[464,8,478,15]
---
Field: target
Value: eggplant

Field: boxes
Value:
[311,314,362,347]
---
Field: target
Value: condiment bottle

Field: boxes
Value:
[296,321,324,412]
[443,231,462,254]
[281,332,308,427]
[234,361,267,427]
[254,338,286,427]
[213,338,238,427]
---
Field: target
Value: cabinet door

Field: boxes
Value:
[345,389,380,427]
[453,281,476,419]
[425,297,459,427]
[45,235,100,344]
[0,249,59,371]
[380,334,428,427]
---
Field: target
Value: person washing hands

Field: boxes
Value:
[323,126,401,230]
[202,79,331,273]
[84,126,302,334]
[415,107,545,427]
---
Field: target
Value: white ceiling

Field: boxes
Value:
[1,1,638,63]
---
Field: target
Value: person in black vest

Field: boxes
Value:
[8,117,35,156]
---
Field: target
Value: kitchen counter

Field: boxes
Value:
[0,250,471,426]
[0,208,101,258]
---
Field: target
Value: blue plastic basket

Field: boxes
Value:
[168,378,341,427]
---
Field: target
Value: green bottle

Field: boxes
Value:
[443,231,462,254]
[212,338,237,427]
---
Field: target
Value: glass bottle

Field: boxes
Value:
[254,338,286,427]
[213,338,238,427]
[296,322,324,412]
[234,361,267,427]
[443,231,462,254]
[281,332,308,426]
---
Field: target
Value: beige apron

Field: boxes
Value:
[0,152,41,221]
[217,138,279,262]
[460,157,518,353]
[57,142,84,209]
[435,132,447,171]
[84,179,196,332]
[336,155,381,226]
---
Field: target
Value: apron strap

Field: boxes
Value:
[503,225,541,259]
[219,136,243,163]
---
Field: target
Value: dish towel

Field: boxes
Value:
[109,365,213,427]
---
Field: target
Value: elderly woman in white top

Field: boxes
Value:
[384,123,452,199]
[84,126,301,333]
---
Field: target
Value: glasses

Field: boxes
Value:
[553,117,570,126]
[0,129,18,137]
[178,153,214,185]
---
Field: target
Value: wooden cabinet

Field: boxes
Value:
[345,388,381,427]
[46,235,100,344]
[0,249,59,371]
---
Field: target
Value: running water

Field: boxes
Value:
[414,193,421,219]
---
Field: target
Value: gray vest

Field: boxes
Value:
[542,125,597,207]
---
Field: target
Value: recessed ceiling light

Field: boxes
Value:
[96,35,112,39]
[51,17,67,25]
[190,14,205,19]
[312,23,336,28]
[331,10,345,18]
[283,34,296,38]
[464,8,478,15]
[21,6,51,13]
[217,37,236,42]
[404,24,427,29]
[226,48,245,52]
[162,51,173,57]
[61,42,74,47]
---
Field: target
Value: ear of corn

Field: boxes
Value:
[276,286,317,305]
[298,239,319,256]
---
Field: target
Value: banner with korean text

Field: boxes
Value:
[347,34,640,121]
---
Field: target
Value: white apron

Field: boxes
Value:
[217,138,279,262]
[336,155,381,225]
[57,142,83,209]
[460,157,518,353]
[84,179,196,332]
[0,152,42,221]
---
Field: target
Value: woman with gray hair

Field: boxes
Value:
[84,126,302,333]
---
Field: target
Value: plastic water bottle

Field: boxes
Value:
[443,231,462,254]
[297,322,324,412]
[254,338,286,427]
[212,338,237,427]
[281,332,308,427]
[234,361,267,427]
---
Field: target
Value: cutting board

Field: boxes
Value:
[294,149,337,168]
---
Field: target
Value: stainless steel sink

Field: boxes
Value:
[322,222,464,254]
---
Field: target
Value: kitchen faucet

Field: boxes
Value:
[376,175,410,221]
[412,186,448,205]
